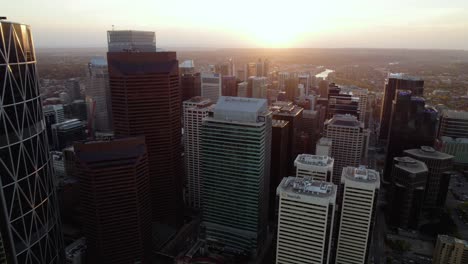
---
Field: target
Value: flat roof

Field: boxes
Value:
[442,110,468,120]
[278,176,336,199]
[394,156,428,174]
[342,166,380,184]
[295,154,333,167]
[404,146,454,160]
[213,96,268,123]
[272,119,289,128]
[326,114,362,128]
[389,73,423,81]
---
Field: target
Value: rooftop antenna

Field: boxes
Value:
[0,17,7,20]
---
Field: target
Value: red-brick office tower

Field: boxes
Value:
[74,137,152,264]
[107,51,183,225]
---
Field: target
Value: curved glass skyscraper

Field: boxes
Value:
[0,20,64,263]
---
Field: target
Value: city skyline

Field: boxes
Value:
[2,0,468,49]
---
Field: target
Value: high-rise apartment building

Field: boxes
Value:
[384,90,438,182]
[0,20,64,264]
[270,119,289,220]
[86,56,112,132]
[404,146,453,208]
[107,30,156,52]
[183,97,214,209]
[388,157,428,229]
[74,137,152,264]
[324,114,369,185]
[276,177,336,264]
[433,235,468,264]
[201,73,221,103]
[294,154,334,182]
[379,74,424,140]
[107,34,183,224]
[335,166,380,264]
[201,97,271,256]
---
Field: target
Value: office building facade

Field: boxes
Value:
[379,74,424,140]
[183,97,214,209]
[51,119,87,150]
[335,167,380,264]
[107,30,156,52]
[270,120,290,220]
[221,75,237,96]
[74,137,152,264]
[404,146,453,208]
[201,97,271,256]
[0,20,64,264]
[86,56,112,133]
[181,72,201,102]
[107,40,183,224]
[384,90,438,182]
[324,114,369,185]
[201,73,221,103]
[294,154,334,182]
[388,157,428,229]
[433,235,468,264]
[276,177,336,264]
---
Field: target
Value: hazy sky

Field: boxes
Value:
[3,0,468,49]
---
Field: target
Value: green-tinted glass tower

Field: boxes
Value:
[201,97,271,257]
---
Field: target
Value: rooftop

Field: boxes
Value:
[389,73,423,81]
[272,119,289,128]
[404,146,454,160]
[212,96,268,123]
[438,235,468,247]
[442,110,468,120]
[317,137,332,146]
[326,114,362,128]
[278,176,336,199]
[394,156,428,174]
[90,56,107,66]
[342,166,380,184]
[184,96,212,106]
[179,60,195,69]
[295,154,333,167]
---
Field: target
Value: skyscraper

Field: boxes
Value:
[276,177,336,264]
[327,86,360,119]
[201,97,271,256]
[249,76,268,98]
[183,97,214,209]
[384,90,438,182]
[271,102,304,173]
[181,72,201,102]
[324,114,369,185]
[43,104,65,146]
[86,56,112,133]
[51,119,87,150]
[270,119,289,220]
[335,166,380,264]
[0,20,64,264]
[107,33,183,224]
[74,137,152,264]
[294,154,334,182]
[107,30,156,52]
[221,75,237,96]
[247,62,257,77]
[404,146,453,208]
[237,81,248,97]
[201,73,221,103]
[388,157,428,229]
[433,235,468,264]
[379,74,424,140]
